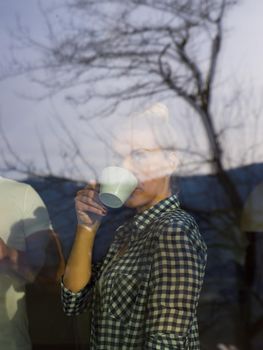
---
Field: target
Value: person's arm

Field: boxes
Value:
[61,183,107,315]
[144,217,207,349]
[63,223,98,292]
[25,228,64,282]
[0,237,35,282]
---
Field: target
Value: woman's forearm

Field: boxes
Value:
[63,224,98,292]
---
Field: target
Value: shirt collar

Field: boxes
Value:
[133,194,180,232]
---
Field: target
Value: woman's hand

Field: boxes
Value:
[75,182,107,228]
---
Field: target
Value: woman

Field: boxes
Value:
[61,103,207,349]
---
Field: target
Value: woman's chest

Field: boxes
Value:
[103,236,150,280]
[95,237,154,322]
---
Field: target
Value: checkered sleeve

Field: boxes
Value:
[61,262,101,316]
[61,280,93,316]
[145,217,207,349]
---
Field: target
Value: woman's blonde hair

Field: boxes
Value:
[116,102,178,151]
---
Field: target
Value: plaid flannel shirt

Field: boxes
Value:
[61,195,207,349]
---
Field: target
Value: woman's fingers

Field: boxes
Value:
[75,191,106,212]
[77,194,105,210]
[75,181,107,226]
[76,201,107,216]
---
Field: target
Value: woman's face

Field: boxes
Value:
[113,129,176,212]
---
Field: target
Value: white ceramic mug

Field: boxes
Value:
[99,166,138,208]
